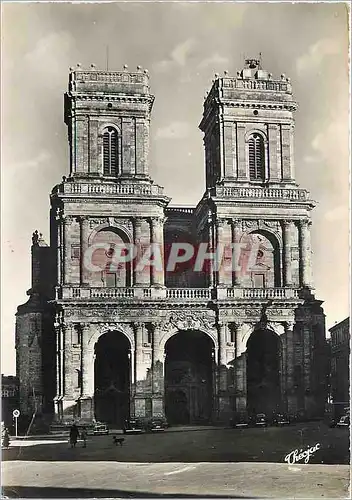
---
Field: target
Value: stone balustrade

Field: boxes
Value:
[73,70,149,86]
[59,286,300,301]
[54,182,165,196]
[214,186,308,201]
[166,207,195,215]
[222,77,291,93]
[225,288,299,299]
[166,288,211,300]
[90,288,135,299]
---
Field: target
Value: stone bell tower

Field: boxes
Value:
[196,58,328,420]
[201,58,297,189]
[64,63,154,181]
[50,64,170,422]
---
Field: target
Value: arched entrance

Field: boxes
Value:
[165,330,214,425]
[246,328,281,417]
[94,331,131,426]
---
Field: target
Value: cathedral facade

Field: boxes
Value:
[16,59,328,426]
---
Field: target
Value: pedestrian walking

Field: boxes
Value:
[2,428,10,449]
[69,424,79,448]
[81,427,87,448]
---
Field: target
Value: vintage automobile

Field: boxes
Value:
[336,414,350,428]
[253,413,268,427]
[123,418,144,434]
[273,413,290,426]
[86,422,109,436]
[230,414,250,429]
[144,417,168,433]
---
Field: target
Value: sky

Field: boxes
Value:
[1,2,350,375]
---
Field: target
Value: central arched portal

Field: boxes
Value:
[246,328,281,417]
[94,331,131,426]
[165,330,214,425]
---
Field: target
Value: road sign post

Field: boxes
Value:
[13,409,20,437]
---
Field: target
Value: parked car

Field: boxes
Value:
[123,418,144,434]
[336,415,350,428]
[273,413,290,426]
[230,415,250,429]
[87,422,109,435]
[145,417,168,433]
[253,413,268,427]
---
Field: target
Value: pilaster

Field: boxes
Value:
[231,219,242,286]
[284,320,296,414]
[299,219,312,287]
[282,220,293,286]
[234,322,248,413]
[151,322,165,418]
[149,217,165,287]
[62,216,73,285]
[267,124,279,181]
[79,216,90,286]
[236,124,247,179]
[79,323,94,420]
[216,219,226,286]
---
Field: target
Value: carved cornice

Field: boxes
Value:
[58,197,170,207]
[220,100,297,112]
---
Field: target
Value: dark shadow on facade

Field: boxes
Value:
[165,330,214,425]
[246,328,281,417]
[94,331,131,426]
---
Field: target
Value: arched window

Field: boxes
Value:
[248,133,265,181]
[103,127,119,176]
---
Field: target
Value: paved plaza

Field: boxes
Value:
[2,460,350,499]
[2,423,350,498]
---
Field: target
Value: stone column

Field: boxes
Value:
[218,322,228,412]
[62,324,78,418]
[80,324,94,420]
[63,324,72,398]
[281,124,292,181]
[149,217,165,287]
[223,121,236,178]
[231,219,242,286]
[55,213,62,285]
[216,219,226,286]
[284,321,296,414]
[152,322,165,417]
[79,216,90,286]
[267,124,279,181]
[133,218,144,286]
[60,324,66,399]
[134,323,152,417]
[282,220,293,287]
[208,215,215,287]
[298,220,312,287]
[53,320,62,421]
[135,323,145,390]
[62,216,72,285]
[236,124,247,179]
[235,323,247,413]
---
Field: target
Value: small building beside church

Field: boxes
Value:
[1,374,19,428]
[329,317,350,418]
